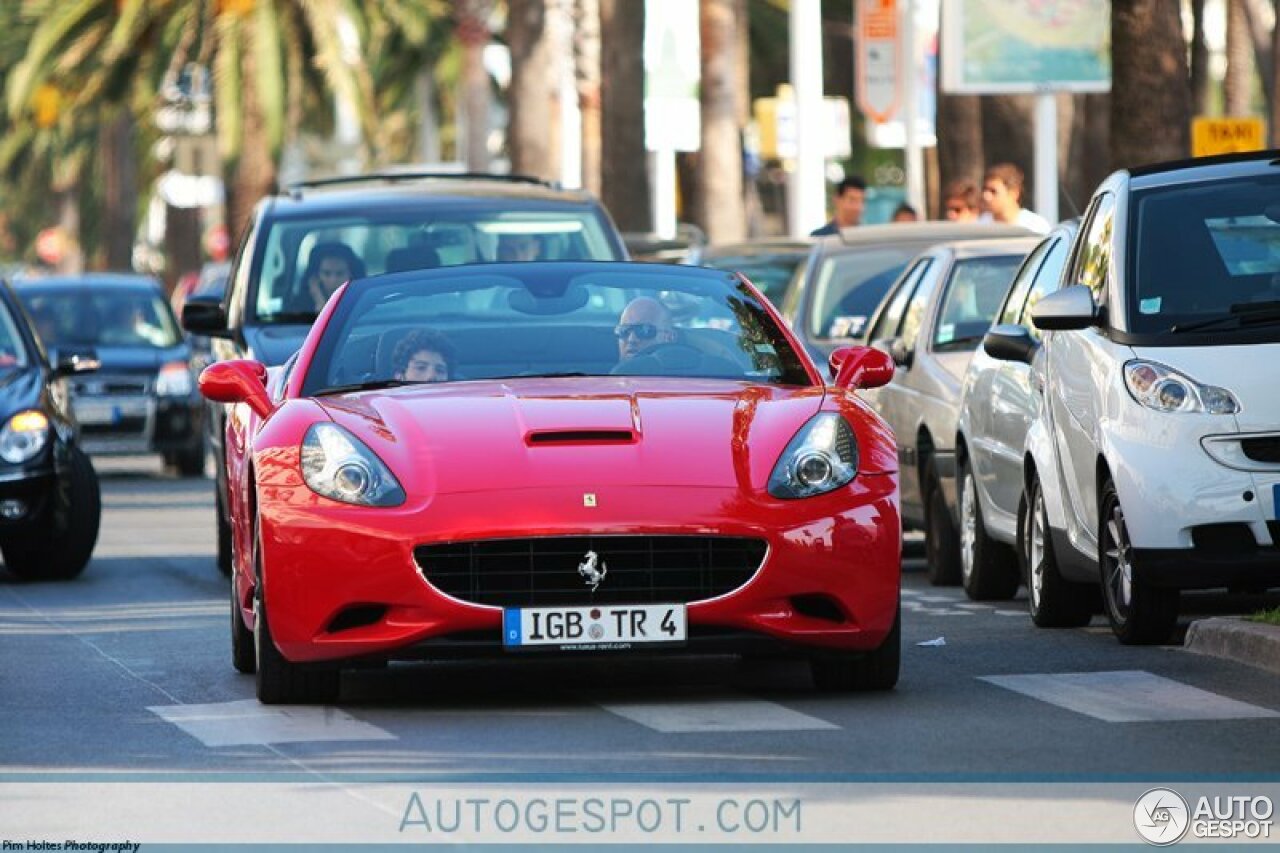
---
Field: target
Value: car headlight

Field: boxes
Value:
[0,410,50,464]
[301,422,405,506]
[155,361,195,396]
[768,412,858,499]
[1123,360,1239,415]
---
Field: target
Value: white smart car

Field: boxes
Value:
[1013,152,1280,644]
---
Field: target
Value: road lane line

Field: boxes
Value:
[979,670,1280,722]
[594,693,840,733]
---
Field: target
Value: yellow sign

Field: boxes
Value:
[1192,117,1266,157]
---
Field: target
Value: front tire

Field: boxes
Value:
[1099,479,1178,645]
[923,462,961,586]
[230,570,256,674]
[1,446,100,580]
[1023,475,1091,628]
[214,490,232,577]
[959,461,1020,601]
[810,603,900,692]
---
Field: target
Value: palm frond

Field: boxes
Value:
[6,0,107,119]
[213,13,243,162]
[253,0,286,156]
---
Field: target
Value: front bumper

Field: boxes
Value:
[0,466,55,533]
[77,393,203,455]
[256,475,901,665]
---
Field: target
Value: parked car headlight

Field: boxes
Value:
[0,410,50,463]
[301,423,405,506]
[768,412,858,499]
[155,361,194,396]
[1123,360,1240,415]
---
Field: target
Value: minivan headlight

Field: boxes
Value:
[0,410,50,463]
[1123,360,1240,415]
[155,361,194,396]
[768,412,858,499]
[300,422,405,506]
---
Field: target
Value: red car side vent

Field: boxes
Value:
[526,429,635,444]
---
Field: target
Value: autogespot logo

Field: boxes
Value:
[1134,788,1191,846]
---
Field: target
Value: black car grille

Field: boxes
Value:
[1242,436,1280,464]
[415,535,767,607]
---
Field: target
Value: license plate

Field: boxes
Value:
[75,402,117,426]
[503,603,686,651]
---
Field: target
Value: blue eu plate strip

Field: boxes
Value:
[503,609,522,647]
[1274,483,1280,520]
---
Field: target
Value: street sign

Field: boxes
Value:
[856,0,899,123]
[753,89,852,160]
[1192,117,1266,158]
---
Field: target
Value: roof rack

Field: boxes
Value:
[286,171,554,197]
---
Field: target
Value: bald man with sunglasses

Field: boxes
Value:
[614,297,677,362]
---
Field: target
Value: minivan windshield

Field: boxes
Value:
[254,208,621,324]
[1128,174,1280,337]
[21,287,182,349]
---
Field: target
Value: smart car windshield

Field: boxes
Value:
[302,264,813,395]
[253,208,620,325]
[1129,173,1280,337]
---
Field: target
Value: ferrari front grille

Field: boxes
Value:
[414,535,767,607]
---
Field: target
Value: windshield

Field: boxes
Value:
[0,301,31,370]
[253,208,621,324]
[808,246,922,340]
[302,264,813,395]
[701,252,807,304]
[21,288,181,349]
[1128,173,1280,336]
[931,255,1024,350]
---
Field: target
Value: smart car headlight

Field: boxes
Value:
[301,422,405,506]
[0,410,49,464]
[155,361,194,396]
[1123,360,1240,415]
[768,412,858,499]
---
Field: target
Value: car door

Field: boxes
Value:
[863,253,944,523]
[1047,193,1116,555]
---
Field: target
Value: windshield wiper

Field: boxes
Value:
[1169,300,1280,333]
[259,311,318,324]
[316,379,420,396]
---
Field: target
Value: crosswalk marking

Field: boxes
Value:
[594,693,839,733]
[979,670,1280,723]
[149,699,397,747]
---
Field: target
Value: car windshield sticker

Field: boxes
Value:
[828,315,867,338]
[1139,297,1162,314]
[937,323,956,344]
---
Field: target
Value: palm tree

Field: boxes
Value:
[600,0,649,231]
[699,0,745,242]
[1110,0,1190,169]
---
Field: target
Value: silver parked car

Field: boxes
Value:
[954,221,1080,600]
[859,236,1039,584]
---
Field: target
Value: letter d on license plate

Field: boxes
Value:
[503,603,686,650]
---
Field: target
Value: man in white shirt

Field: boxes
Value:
[980,162,1051,234]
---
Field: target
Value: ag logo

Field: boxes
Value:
[1134,788,1190,845]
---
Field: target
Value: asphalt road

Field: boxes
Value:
[3,458,1280,780]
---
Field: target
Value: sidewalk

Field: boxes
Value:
[1184,617,1280,675]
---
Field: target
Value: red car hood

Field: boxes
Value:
[316,378,828,495]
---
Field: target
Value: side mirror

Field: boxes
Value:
[874,336,912,368]
[199,359,273,419]
[50,346,101,377]
[1031,285,1097,332]
[830,345,896,390]
[182,294,231,338]
[982,324,1039,364]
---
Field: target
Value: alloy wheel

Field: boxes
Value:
[959,471,977,585]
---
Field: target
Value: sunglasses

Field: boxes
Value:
[614,323,661,341]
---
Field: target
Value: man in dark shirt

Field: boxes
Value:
[811,175,867,236]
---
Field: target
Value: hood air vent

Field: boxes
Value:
[526,429,635,445]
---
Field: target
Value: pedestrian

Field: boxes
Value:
[811,175,867,236]
[942,179,981,222]
[892,202,920,223]
[980,163,1050,234]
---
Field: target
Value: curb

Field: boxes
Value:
[1184,617,1280,675]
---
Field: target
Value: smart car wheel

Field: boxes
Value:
[252,517,339,704]
[809,602,900,692]
[1,445,101,581]
[959,461,1019,601]
[1023,475,1091,628]
[230,569,256,674]
[1099,478,1178,645]
[923,462,960,586]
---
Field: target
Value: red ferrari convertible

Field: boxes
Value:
[201,261,900,703]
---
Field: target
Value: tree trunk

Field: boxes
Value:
[101,111,137,271]
[600,0,650,232]
[1063,92,1111,215]
[698,0,745,243]
[1190,0,1211,117]
[575,0,602,196]
[1111,0,1190,170]
[981,95,1036,197]
[56,188,83,275]
[935,20,984,208]
[1239,0,1274,110]
[1226,0,1253,115]
[456,2,493,172]
[507,0,557,180]
[224,46,277,250]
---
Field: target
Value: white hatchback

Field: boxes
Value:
[1011,153,1280,644]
